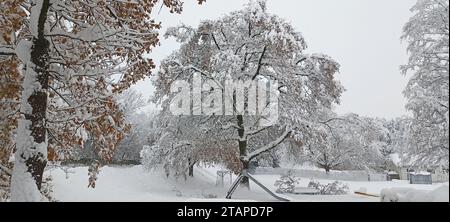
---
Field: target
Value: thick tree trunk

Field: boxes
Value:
[11,0,50,202]
[188,159,194,177]
[237,115,250,189]
[240,159,250,188]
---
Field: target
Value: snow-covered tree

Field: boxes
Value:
[0,0,204,201]
[73,89,150,164]
[385,117,413,167]
[401,0,449,169]
[304,113,396,172]
[303,113,357,173]
[0,0,26,201]
[141,110,240,179]
[113,90,151,164]
[148,0,343,188]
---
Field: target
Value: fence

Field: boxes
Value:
[254,167,387,182]
[369,173,388,181]
[409,173,432,185]
[432,173,449,183]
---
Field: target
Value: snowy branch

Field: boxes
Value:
[0,45,16,56]
[222,122,242,130]
[252,45,268,80]
[244,127,292,162]
[0,164,12,176]
[245,126,271,138]
[187,65,224,90]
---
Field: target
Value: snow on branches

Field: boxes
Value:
[402,0,449,169]
[146,0,343,187]
[1,0,203,201]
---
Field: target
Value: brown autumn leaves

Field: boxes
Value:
[0,0,205,188]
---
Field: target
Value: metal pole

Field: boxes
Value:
[243,171,290,202]
[226,174,243,199]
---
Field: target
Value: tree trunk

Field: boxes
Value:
[322,154,331,174]
[11,0,50,202]
[240,159,250,188]
[188,165,194,177]
[237,115,250,189]
[272,159,280,168]
[188,159,194,177]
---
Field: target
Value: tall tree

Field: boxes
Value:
[0,0,204,201]
[401,0,449,169]
[149,0,343,188]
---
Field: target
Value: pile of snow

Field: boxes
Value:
[409,171,431,176]
[380,185,449,202]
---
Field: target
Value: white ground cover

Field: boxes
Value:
[47,165,449,202]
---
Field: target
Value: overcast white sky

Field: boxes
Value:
[133,0,417,119]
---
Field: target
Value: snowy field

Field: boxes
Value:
[46,165,449,202]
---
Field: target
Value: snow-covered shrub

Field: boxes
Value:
[274,170,300,194]
[380,189,400,202]
[307,180,349,195]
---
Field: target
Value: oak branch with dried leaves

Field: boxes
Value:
[0,0,204,201]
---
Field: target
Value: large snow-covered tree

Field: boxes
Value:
[0,0,204,201]
[401,0,449,169]
[147,0,343,188]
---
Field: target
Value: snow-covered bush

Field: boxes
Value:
[307,180,349,195]
[275,170,300,194]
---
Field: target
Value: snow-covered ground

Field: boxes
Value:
[46,165,449,202]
